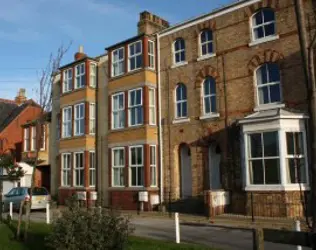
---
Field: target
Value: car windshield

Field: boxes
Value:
[28,187,48,196]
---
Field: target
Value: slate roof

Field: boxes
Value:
[0,100,30,133]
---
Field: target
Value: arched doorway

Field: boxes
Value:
[208,144,221,190]
[179,144,192,198]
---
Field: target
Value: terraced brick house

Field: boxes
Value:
[50,0,316,217]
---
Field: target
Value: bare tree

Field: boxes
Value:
[23,43,71,240]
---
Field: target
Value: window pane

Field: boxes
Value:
[201,31,207,43]
[265,159,280,184]
[264,23,275,37]
[204,97,211,114]
[250,160,264,184]
[175,53,180,63]
[207,42,213,54]
[137,148,142,164]
[257,65,268,85]
[136,90,142,104]
[287,158,306,183]
[268,63,280,82]
[202,44,207,55]
[254,27,264,39]
[250,133,262,158]
[130,58,135,70]
[180,39,185,49]
[258,86,269,104]
[177,103,182,117]
[137,107,143,124]
[182,102,187,117]
[263,9,275,22]
[131,167,137,186]
[137,167,144,186]
[263,131,278,157]
[136,55,142,68]
[204,79,210,95]
[269,84,281,103]
[255,12,263,25]
[211,96,216,113]
[181,51,185,62]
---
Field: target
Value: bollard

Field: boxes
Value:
[9,202,13,219]
[46,203,50,224]
[295,220,302,250]
[175,212,180,244]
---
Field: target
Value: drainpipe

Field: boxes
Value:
[156,33,164,207]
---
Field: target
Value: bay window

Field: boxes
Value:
[129,146,144,187]
[90,63,97,88]
[89,103,96,134]
[149,88,156,125]
[63,68,72,93]
[112,147,125,187]
[150,145,157,187]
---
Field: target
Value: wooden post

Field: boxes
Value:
[253,228,264,250]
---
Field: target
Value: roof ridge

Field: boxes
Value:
[0,98,16,105]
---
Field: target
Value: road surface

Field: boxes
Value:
[4,211,311,250]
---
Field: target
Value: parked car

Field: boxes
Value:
[2,187,50,211]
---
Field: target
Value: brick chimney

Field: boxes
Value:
[74,45,87,61]
[15,88,27,105]
[137,11,170,35]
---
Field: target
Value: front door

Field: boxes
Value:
[209,144,221,189]
[180,144,192,198]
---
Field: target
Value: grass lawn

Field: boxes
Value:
[0,221,217,250]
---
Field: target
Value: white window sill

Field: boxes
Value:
[197,53,216,62]
[245,184,310,192]
[254,103,285,112]
[199,113,220,120]
[172,118,190,124]
[248,35,280,47]
[171,61,188,69]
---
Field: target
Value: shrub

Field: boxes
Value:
[46,197,133,250]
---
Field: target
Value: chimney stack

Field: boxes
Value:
[137,11,170,35]
[74,45,87,61]
[15,88,27,105]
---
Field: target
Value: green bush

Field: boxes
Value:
[46,197,133,250]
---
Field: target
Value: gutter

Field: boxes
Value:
[156,33,164,205]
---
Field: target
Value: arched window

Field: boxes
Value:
[202,77,216,115]
[256,63,281,105]
[175,83,187,118]
[200,30,213,56]
[252,9,276,41]
[174,38,186,64]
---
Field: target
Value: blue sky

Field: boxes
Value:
[0,0,232,101]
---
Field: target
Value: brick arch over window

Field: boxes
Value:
[247,49,284,74]
[193,20,216,37]
[195,65,218,88]
[244,0,280,17]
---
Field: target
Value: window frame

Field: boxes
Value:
[111,147,125,187]
[112,92,125,129]
[175,83,188,119]
[199,29,214,57]
[202,77,217,116]
[74,103,85,136]
[89,103,96,135]
[112,47,125,77]
[255,63,282,109]
[129,145,144,187]
[40,125,45,151]
[173,38,186,65]
[73,151,84,187]
[128,88,143,127]
[61,153,71,187]
[150,145,157,187]
[148,40,155,69]
[89,63,97,88]
[128,40,143,72]
[24,128,30,152]
[89,151,96,187]
[75,63,86,89]
[63,68,73,93]
[62,106,72,138]
[31,126,36,151]
[149,88,156,125]
[251,8,276,42]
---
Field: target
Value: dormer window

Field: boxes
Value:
[63,68,73,93]
[128,41,142,71]
[112,47,125,77]
[75,63,86,89]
